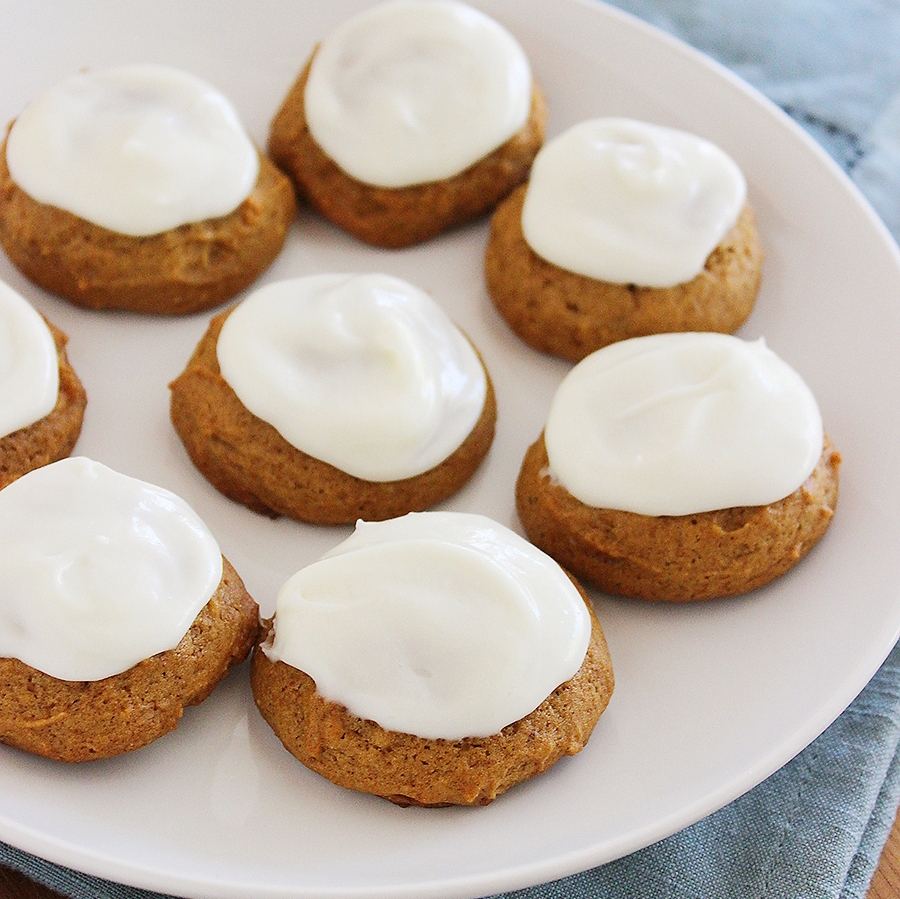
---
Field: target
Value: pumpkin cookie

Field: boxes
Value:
[170,274,496,524]
[0,458,259,761]
[516,333,839,600]
[268,1,545,247]
[485,119,762,361]
[0,65,295,314]
[251,512,614,806]
[0,282,85,488]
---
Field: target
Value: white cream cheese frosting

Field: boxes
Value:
[303,0,533,187]
[6,64,259,237]
[216,273,488,482]
[264,511,591,740]
[0,457,223,681]
[0,280,59,439]
[544,332,823,517]
[521,118,747,287]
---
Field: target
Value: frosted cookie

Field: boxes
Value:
[0,280,85,488]
[516,333,840,601]
[0,458,259,762]
[486,118,763,361]
[268,0,545,247]
[251,512,614,806]
[0,65,295,314]
[170,273,496,524]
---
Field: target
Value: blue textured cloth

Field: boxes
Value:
[3,1,900,898]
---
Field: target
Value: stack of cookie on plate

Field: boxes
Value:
[0,0,837,808]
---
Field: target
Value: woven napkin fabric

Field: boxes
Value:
[3,1,900,898]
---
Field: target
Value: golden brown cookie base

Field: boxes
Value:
[0,135,296,315]
[0,317,86,489]
[0,558,259,762]
[267,52,546,248]
[250,588,614,807]
[516,434,840,601]
[485,188,764,361]
[169,308,497,525]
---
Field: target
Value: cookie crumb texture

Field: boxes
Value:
[516,434,840,601]
[485,186,763,361]
[0,558,259,762]
[169,308,497,525]
[0,134,296,315]
[267,54,546,248]
[0,318,85,489]
[250,595,614,807]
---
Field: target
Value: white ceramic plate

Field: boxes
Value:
[1,1,899,897]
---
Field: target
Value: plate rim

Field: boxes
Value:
[1,1,899,897]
